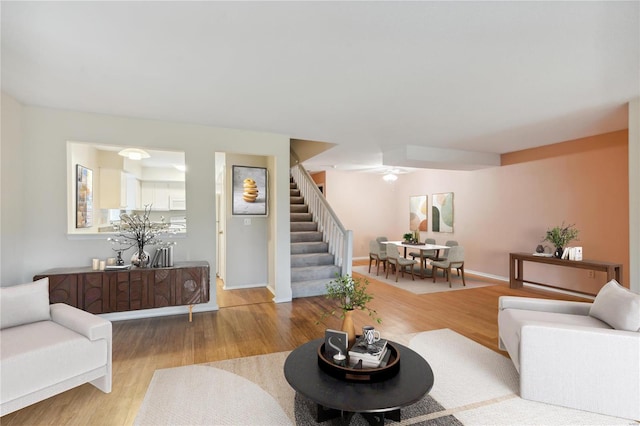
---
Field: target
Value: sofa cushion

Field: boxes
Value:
[589,279,640,332]
[0,321,108,405]
[0,278,50,330]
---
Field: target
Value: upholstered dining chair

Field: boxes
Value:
[409,238,436,270]
[368,240,387,276]
[386,246,418,282]
[431,245,465,287]
[375,236,388,257]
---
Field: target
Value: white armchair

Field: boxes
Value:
[1,278,112,416]
[498,280,640,420]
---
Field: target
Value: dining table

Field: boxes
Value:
[382,241,450,278]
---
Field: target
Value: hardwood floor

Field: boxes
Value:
[2,261,589,425]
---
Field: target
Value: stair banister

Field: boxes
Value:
[291,164,353,277]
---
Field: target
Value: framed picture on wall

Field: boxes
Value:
[432,192,454,233]
[231,165,268,216]
[76,164,93,228]
[409,195,428,232]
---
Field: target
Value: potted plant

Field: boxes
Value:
[319,274,381,347]
[403,232,415,243]
[542,222,579,258]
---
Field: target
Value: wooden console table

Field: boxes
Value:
[509,252,622,296]
[34,261,209,321]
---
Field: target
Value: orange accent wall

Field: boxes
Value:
[327,130,630,294]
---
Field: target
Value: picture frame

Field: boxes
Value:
[432,192,454,233]
[231,165,268,216]
[409,195,428,232]
[76,164,93,228]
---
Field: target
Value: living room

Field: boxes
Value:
[1,2,639,424]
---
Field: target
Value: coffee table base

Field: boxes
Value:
[316,403,400,425]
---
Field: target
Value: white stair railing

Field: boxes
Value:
[291,164,353,277]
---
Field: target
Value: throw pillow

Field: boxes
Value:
[0,277,51,329]
[589,279,640,332]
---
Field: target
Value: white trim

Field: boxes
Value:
[222,282,268,290]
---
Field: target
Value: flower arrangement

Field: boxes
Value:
[542,222,579,249]
[107,205,170,267]
[319,274,381,324]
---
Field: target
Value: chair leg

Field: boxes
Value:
[395,265,400,282]
[410,264,415,281]
[460,265,466,286]
[432,266,437,283]
[386,261,392,279]
[369,256,373,273]
[447,267,452,288]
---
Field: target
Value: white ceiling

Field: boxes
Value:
[2,1,639,172]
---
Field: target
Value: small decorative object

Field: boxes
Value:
[333,353,347,367]
[107,205,171,268]
[403,232,416,244]
[542,222,579,258]
[535,244,545,253]
[318,274,381,348]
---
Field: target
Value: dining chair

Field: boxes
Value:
[386,246,418,282]
[409,238,436,270]
[431,245,465,287]
[375,236,388,257]
[428,239,458,262]
[368,240,387,276]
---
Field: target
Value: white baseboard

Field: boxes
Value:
[99,302,219,322]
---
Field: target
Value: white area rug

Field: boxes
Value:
[352,265,493,295]
[135,329,636,425]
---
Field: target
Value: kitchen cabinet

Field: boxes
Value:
[34,261,210,315]
[99,168,140,210]
[141,181,185,211]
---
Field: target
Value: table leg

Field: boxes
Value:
[189,304,193,322]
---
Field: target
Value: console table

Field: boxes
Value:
[509,252,622,296]
[34,261,209,321]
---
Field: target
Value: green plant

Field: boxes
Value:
[403,232,414,242]
[318,274,381,324]
[542,222,579,248]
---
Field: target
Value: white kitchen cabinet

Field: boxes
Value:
[100,169,140,210]
[140,181,182,211]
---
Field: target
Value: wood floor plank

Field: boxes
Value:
[1,261,590,425]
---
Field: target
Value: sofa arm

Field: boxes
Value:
[50,303,111,341]
[498,296,592,315]
[519,323,640,419]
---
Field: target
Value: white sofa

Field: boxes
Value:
[0,278,112,416]
[498,279,640,420]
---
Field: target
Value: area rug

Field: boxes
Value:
[352,265,494,295]
[135,329,636,425]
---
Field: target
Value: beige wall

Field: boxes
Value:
[328,130,629,294]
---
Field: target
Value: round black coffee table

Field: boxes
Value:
[284,338,434,425]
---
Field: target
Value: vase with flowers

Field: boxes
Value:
[108,205,170,267]
[542,222,579,258]
[318,274,381,348]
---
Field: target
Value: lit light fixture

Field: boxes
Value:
[383,173,398,182]
[118,148,150,161]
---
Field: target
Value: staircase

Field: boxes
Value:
[290,179,340,298]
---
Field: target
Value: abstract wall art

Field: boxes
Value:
[432,192,454,233]
[409,195,428,232]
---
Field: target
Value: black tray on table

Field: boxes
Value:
[317,341,400,383]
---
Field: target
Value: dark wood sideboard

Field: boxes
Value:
[34,261,210,320]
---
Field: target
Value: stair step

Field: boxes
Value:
[291,241,329,254]
[291,231,323,243]
[291,212,313,222]
[290,204,308,213]
[290,196,304,204]
[291,222,317,232]
[291,265,340,282]
[291,253,335,267]
[291,278,333,298]
[290,189,300,196]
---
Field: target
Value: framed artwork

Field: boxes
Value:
[409,195,428,232]
[231,165,268,216]
[76,164,93,228]
[432,192,454,233]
